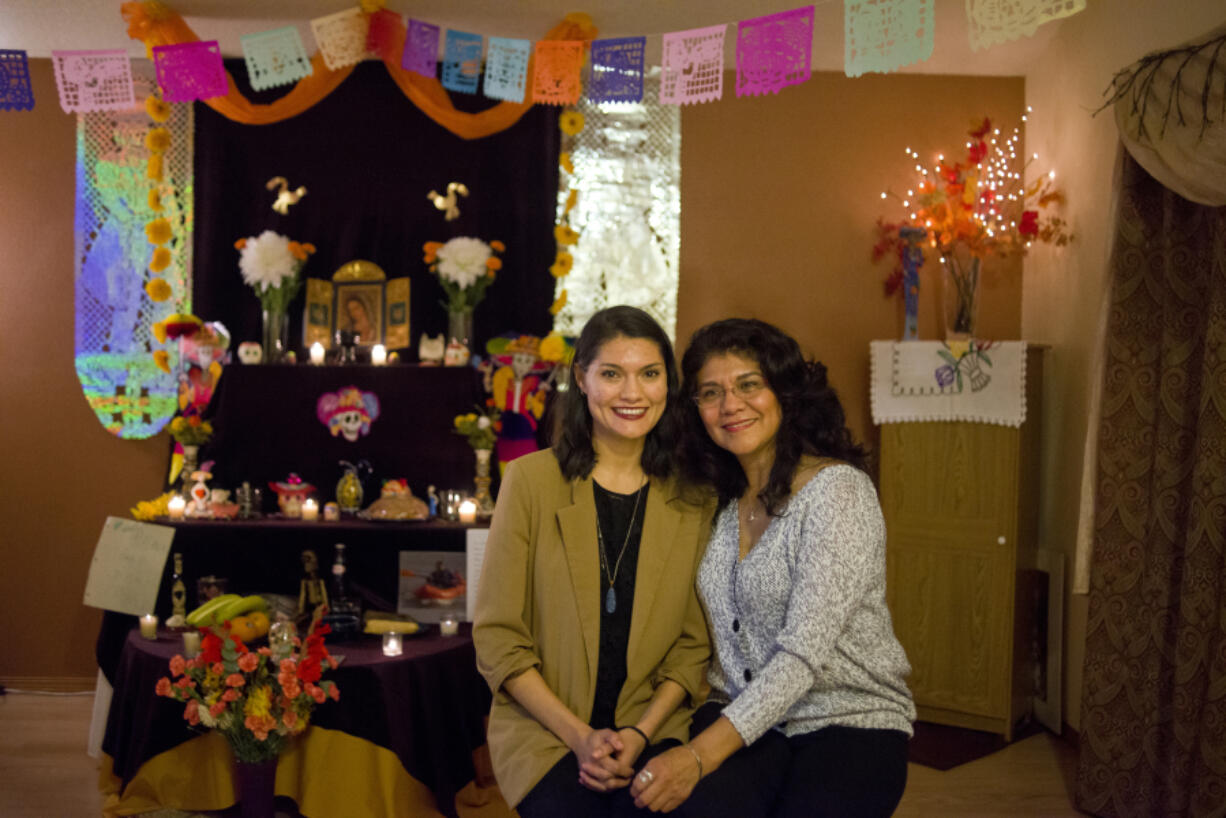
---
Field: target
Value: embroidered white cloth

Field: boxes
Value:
[869,340,1028,427]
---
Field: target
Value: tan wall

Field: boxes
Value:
[0,61,167,685]
[1022,0,1226,731]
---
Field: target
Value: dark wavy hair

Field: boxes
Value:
[679,318,868,515]
[553,305,682,481]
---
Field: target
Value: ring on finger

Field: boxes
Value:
[638,769,654,784]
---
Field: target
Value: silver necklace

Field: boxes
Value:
[596,479,646,615]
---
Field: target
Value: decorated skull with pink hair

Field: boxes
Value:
[316,386,380,442]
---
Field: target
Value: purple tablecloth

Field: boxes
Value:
[102,624,489,817]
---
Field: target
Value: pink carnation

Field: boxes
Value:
[308,684,327,704]
[174,676,195,691]
[238,652,259,672]
[222,688,240,702]
[155,677,173,697]
[282,710,298,730]
[209,700,227,717]
[169,655,187,676]
[258,647,272,656]
[184,699,200,725]
[280,659,296,673]
[225,673,246,688]
[212,662,225,675]
[328,684,339,701]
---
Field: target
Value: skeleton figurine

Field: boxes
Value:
[297,549,329,618]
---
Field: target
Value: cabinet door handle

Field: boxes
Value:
[997,535,1007,545]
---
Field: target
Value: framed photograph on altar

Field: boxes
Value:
[398,550,467,623]
[335,282,384,347]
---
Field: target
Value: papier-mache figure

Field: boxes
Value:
[482,333,571,470]
[316,385,381,442]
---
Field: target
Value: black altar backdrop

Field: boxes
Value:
[192,60,561,356]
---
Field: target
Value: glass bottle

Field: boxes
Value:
[330,543,360,617]
[170,552,187,623]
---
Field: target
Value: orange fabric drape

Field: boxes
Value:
[121,1,596,139]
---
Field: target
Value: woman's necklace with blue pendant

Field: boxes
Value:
[596,479,646,615]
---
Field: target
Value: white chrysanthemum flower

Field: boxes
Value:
[477,415,491,429]
[435,237,491,290]
[239,230,298,293]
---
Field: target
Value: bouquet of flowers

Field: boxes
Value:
[872,113,1072,324]
[168,414,213,446]
[155,610,339,763]
[453,403,502,451]
[235,230,316,314]
[423,237,505,313]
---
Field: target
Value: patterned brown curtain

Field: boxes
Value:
[1076,153,1226,817]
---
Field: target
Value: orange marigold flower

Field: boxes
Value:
[559,152,574,174]
[145,218,172,246]
[145,277,171,302]
[554,224,579,246]
[149,247,172,273]
[489,240,506,252]
[549,290,568,316]
[153,349,171,373]
[485,257,502,271]
[234,238,247,250]
[145,94,171,123]
[301,242,316,254]
[559,109,585,136]
[148,188,163,211]
[145,127,171,154]
[146,153,164,182]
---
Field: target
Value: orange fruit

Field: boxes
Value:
[247,611,270,639]
[229,615,258,643]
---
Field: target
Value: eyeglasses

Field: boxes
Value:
[692,377,767,407]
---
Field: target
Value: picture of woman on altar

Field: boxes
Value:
[483,334,559,470]
[335,284,382,346]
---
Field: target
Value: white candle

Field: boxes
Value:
[182,630,201,657]
[139,614,158,640]
[371,344,387,365]
[382,631,403,656]
[310,342,325,365]
[440,616,459,637]
[458,499,477,524]
[300,498,319,521]
[167,495,186,520]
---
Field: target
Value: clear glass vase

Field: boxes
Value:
[941,253,981,340]
[262,307,290,364]
[447,307,474,348]
[473,448,495,518]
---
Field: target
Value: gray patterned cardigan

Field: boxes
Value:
[697,464,916,744]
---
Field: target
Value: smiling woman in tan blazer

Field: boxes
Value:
[473,307,713,816]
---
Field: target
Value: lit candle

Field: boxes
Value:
[440,616,459,637]
[371,344,387,365]
[167,495,186,520]
[139,614,159,640]
[310,342,325,365]
[382,631,403,656]
[182,630,201,657]
[300,498,319,521]
[458,499,477,524]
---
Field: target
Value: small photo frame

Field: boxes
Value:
[335,282,384,347]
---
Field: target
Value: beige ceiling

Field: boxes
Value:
[2,0,1057,75]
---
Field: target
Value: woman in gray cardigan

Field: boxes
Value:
[630,318,915,817]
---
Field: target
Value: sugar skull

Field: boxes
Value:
[316,385,380,442]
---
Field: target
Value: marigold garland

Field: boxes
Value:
[145,127,171,153]
[549,290,568,315]
[145,94,170,123]
[146,152,164,181]
[145,217,172,245]
[150,246,172,272]
[152,348,171,373]
[145,277,172,301]
[147,188,163,211]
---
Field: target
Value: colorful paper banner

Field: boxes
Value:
[661,24,726,105]
[442,30,483,94]
[532,40,584,106]
[402,19,440,78]
[736,6,814,97]
[485,37,531,103]
[967,0,1086,51]
[240,27,312,91]
[589,37,647,104]
[152,41,227,103]
[311,7,369,71]
[0,49,35,111]
[845,0,935,77]
[52,50,135,113]
[366,9,404,60]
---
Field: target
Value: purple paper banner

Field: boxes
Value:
[736,6,815,97]
[589,37,647,104]
[660,25,726,105]
[402,19,440,77]
[0,50,35,112]
[153,41,228,103]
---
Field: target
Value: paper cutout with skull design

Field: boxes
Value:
[316,385,381,442]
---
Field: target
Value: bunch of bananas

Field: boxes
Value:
[185,594,271,641]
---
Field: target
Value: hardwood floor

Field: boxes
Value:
[0,690,1086,817]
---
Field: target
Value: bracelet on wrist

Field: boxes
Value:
[620,724,650,746]
[683,743,703,779]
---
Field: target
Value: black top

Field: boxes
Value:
[589,481,648,729]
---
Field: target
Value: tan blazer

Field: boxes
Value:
[473,449,713,808]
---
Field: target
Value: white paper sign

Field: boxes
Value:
[465,528,489,623]
[82,517,176,616]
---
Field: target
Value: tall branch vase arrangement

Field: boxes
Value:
[236,231,316,363]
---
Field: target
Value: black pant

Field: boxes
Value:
[676,703,909,818]
[516,740,680,818]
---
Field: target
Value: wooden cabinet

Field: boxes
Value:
[879,348,1043,740]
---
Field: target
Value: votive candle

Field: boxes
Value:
[139,614,158,640]
[458,499,477,524]
[371,344,388,365]
[440,616,459,637]
[301,498,319,521]
[167,495,186,520]
[310,342,325,365]
[382,632,403,656]
[182,630,201,657]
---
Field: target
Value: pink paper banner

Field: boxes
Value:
[153,41,227,103]
[660,25,726,105]
[52,50,136,113]
[532,40,584,106]
[736,6,814,97]
[0,50,35,111]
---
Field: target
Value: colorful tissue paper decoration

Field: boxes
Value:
[52,50,135,113]
[366,9,404,60]
[0,50,35,111]
[661,25,726,105]
[442,30,483,94]
[402,19,440,77]
[532,40,584,106]
[736,6,815,98]
[844,0,935,78]
[966,0,1086,51]
[317,386,381,442]
[241,26,313,91]
[311,7,370,71]
[485,37,532,103]
[153,42,227,103]
[589,37,647,104]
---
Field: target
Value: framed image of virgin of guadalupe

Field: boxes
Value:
[302,260,410,350]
